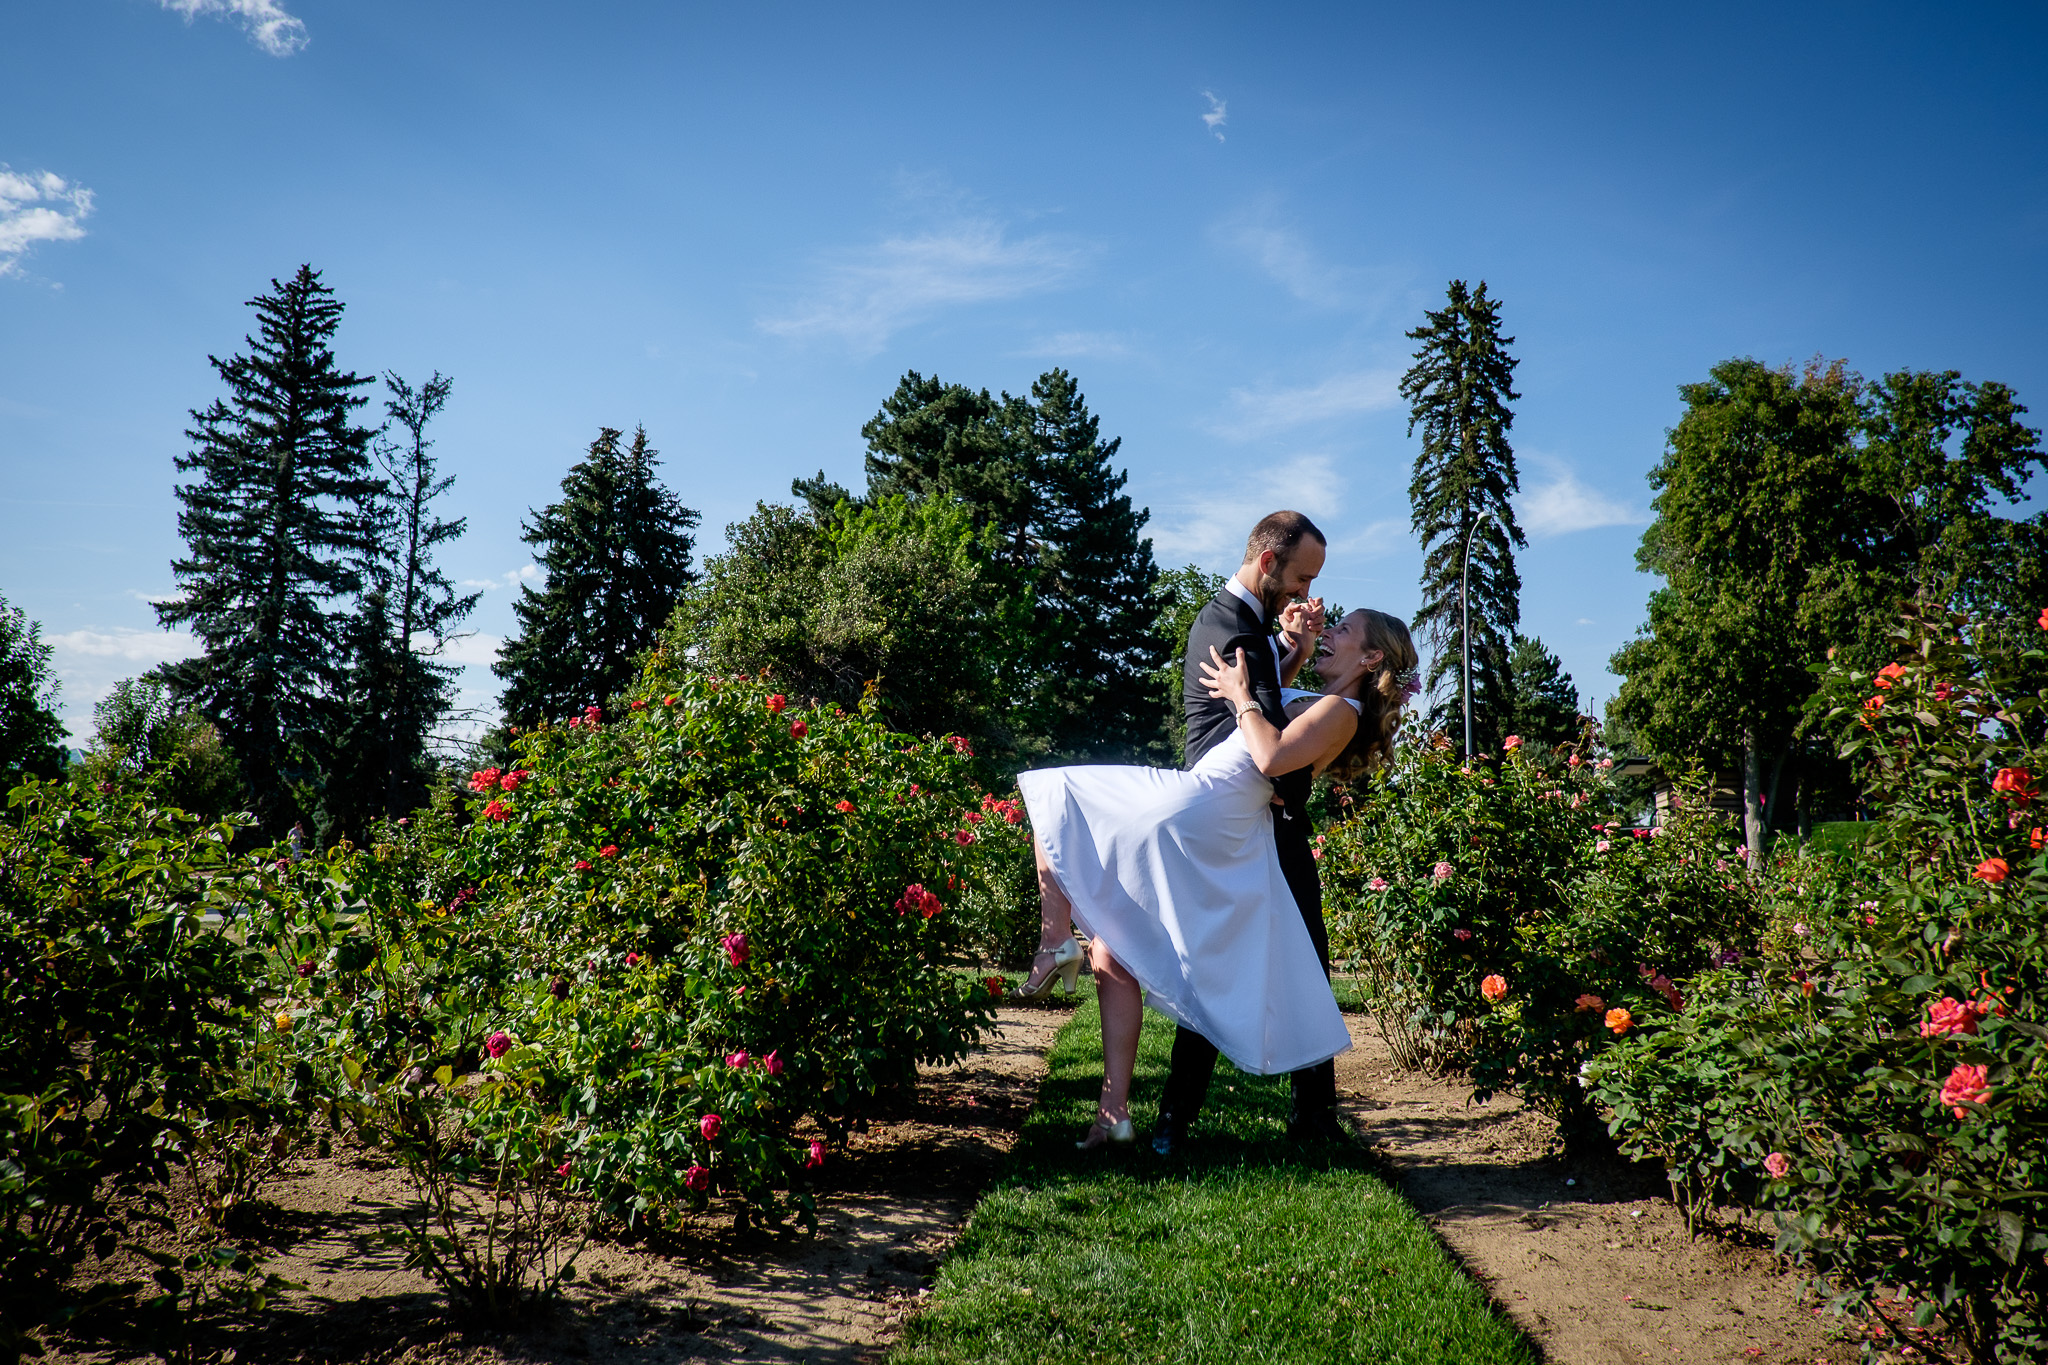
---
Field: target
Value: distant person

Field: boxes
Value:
[288,820,309,861]
[1013,511,1419,1149]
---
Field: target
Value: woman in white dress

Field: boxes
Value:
[1014,608,1419,1148]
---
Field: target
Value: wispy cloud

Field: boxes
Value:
[1201,91,1227,141]
[1151,452,1409,570]
[1210,368,1402,441]
[761,218,1092,353]
[1022,330,1134,360]
[158,0,308,56]
[458,563,542,593]
[0,167,93,278]
[1515,457,1648,537]
[417,632,503,668]
[46,627,203,740]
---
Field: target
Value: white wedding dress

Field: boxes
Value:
[1015,690,1353,1076]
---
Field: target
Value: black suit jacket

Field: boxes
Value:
[1181,588,1313,817]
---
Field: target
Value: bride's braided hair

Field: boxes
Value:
[1328,608,1419,783]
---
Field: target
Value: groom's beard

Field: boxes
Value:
[1251,571,1290,621]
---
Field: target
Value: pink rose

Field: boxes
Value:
[805,1140,826,1169]
[1452,928,1472,942]
[700,1113,722,1141]
[1567,754,1582,769]
[954,829,977,846]
[1942,1062,1991,1118]
[1432,861,1453,882]
[556,1160,573,1178]
[726,1049,750,1069]
[722,932,750,967]
[1763,1152,1790,1180]
[1368,877,1389,891]
[1596,840,1611,853]
[764,1049,784,1076]
[1503,735,1522,750]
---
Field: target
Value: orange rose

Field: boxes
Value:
[1604,1007,1633,1035]
[1480,973,1507,1003]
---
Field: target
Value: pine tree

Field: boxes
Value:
[1504,634,1582,753]
[1402,280,1525,752]
[0,595,66,781]
[156,265,382,830]
[495,426,699,725]
[364,370,477,816]
[861,372,1034,565]
[1018,370,1166,761]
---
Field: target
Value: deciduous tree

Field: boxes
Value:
[0,596,66,781]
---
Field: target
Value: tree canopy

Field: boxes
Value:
[0,596,66,782]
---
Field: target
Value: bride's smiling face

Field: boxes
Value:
[1318,610,1385,680]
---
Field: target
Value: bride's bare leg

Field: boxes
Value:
[1031,833,1074,951]
[1084,938,1142,1143]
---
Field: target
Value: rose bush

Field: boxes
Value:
[1321,726,1760,1151]
[1590,605,2048,1363]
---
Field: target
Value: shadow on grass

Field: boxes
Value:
[892,983,1543,1365]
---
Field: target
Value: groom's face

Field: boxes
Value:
[1255,539,1325,614]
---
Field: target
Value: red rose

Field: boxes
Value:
[763,1050,783,1076]
[575,859,592,871]
[482,799,510,821]
[685,1163,710,1192]
[1974,857,2011,884]
[953,829,976,846]
[790,720,808,738]
[469,767,502,792]
[485,1030,513,1059]
[766,694,786,714]
[834,799,855,814]
[599,844,620,858]
[700,1113,722,1141]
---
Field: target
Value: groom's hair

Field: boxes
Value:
[1242,510,1326,566]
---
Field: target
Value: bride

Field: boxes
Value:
[1014,607,1418,1148]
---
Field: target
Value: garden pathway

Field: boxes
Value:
[1335,1016,1868,1365]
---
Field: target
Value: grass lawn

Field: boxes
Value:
[892,984,1537,1365]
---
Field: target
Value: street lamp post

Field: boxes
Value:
[1461,509,1500,760]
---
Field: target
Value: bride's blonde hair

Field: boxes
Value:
[1330,609,1419,782]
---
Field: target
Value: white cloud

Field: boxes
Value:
[1515,457,1647,537]
[1151,452,1408,570]
[419,632,504,668]
[1201,91,1227,141]
[458,563,542,593]
[1210,369,1401,441]
[0,166,94,278]
[46,627,203,741]
[158,0,308,56]
[1023,330,1134,360]
[760,218,1092,353]
[1227,222,1350,304]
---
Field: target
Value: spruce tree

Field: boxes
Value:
[157,265,382,830]
[1402,279,1525,752]
[1503,634,1582,753]
[1018,370,1166,761]
[0,595,66,781]
[861,372,1034,566]
[495,426,699,725]
[363,370,477,816]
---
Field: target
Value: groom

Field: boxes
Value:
[1153,509,1348,1152]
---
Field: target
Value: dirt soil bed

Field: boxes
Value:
[1333,1014,1868,1365]
[53,1004,1068,1365]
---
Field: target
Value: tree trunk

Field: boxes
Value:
[1742,730,1765,866]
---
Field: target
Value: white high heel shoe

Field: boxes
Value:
[1077,1112,1135,1150]
[1017,937,1083,1000]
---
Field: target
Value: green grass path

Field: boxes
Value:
[892,984,1538,1365]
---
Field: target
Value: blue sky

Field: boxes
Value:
[5,0,2045,743]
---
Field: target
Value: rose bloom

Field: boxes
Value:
[985,975,1006,998]
[1605,1008,1633,1035]
[1942,1062,1991,1119]
[1596,840,1612,853]
[700,1113,723,1141]
[1432,861,1454,882]
[1574,993,1605,1013]
[1369,877,1389,891]
[1480,974,1508,1003]
[806,1140,827,1169]
[763,1049,784,1076]
[725,1050,750,1069]
[722,932,750,966]
[1567,754,1582,769]
[1763,1152,1791,1180]
[1503,735,1522,750]
[684,1164,710,1192]
[1920,997,1988,1038]
[482,799,510,821]
[790,719,809,738]
[1598,757,1614,770]
[1974,857,2011,884]
[2039,605,2048,631]
[766,694,786,714]
[834,799,855,814]
[954,829,977,846]
[1992,767,2036,806]
[556,1161,573,1178]
[499,769,530,792]
[485,1030,513,1059]
[1452,928,1473,942]
[963,810,984,823]
[1873,662,1906,690]
[574,859,592,871]
[469,767,502,793]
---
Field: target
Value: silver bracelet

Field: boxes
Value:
[1237,703,1262,720]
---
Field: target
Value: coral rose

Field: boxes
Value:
[1503,735,1522,750]
[1942,1062,1991,1119]
[1763,1151,1790,1179]
[1974,857,2010,884]
[481,799,510,821]
[1605,1008,1633,1035]
[834,799,855,814]
[1873,662,1906,690]
[1480,974,1507,1003]
[1920,997,1988,1038]
[1574,993,1605,1013]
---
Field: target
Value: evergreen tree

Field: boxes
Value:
[156,265,382,831]
[360,370,477,817]
[495,426,699,725]
[1401,280,1524,752]
[1503,634,1582,753]
[862,372,1035,566]
[1017,370,1166,761]
[0,596,66,781]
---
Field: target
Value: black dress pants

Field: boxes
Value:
[1158,812,1337,1130]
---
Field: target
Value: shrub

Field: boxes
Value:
[1322,728,1759,1150]
[1592,605,2048,1362]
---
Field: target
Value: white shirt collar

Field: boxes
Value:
[1224,575,1267,622]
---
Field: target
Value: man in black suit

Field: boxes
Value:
[1153,509,1348,1152]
